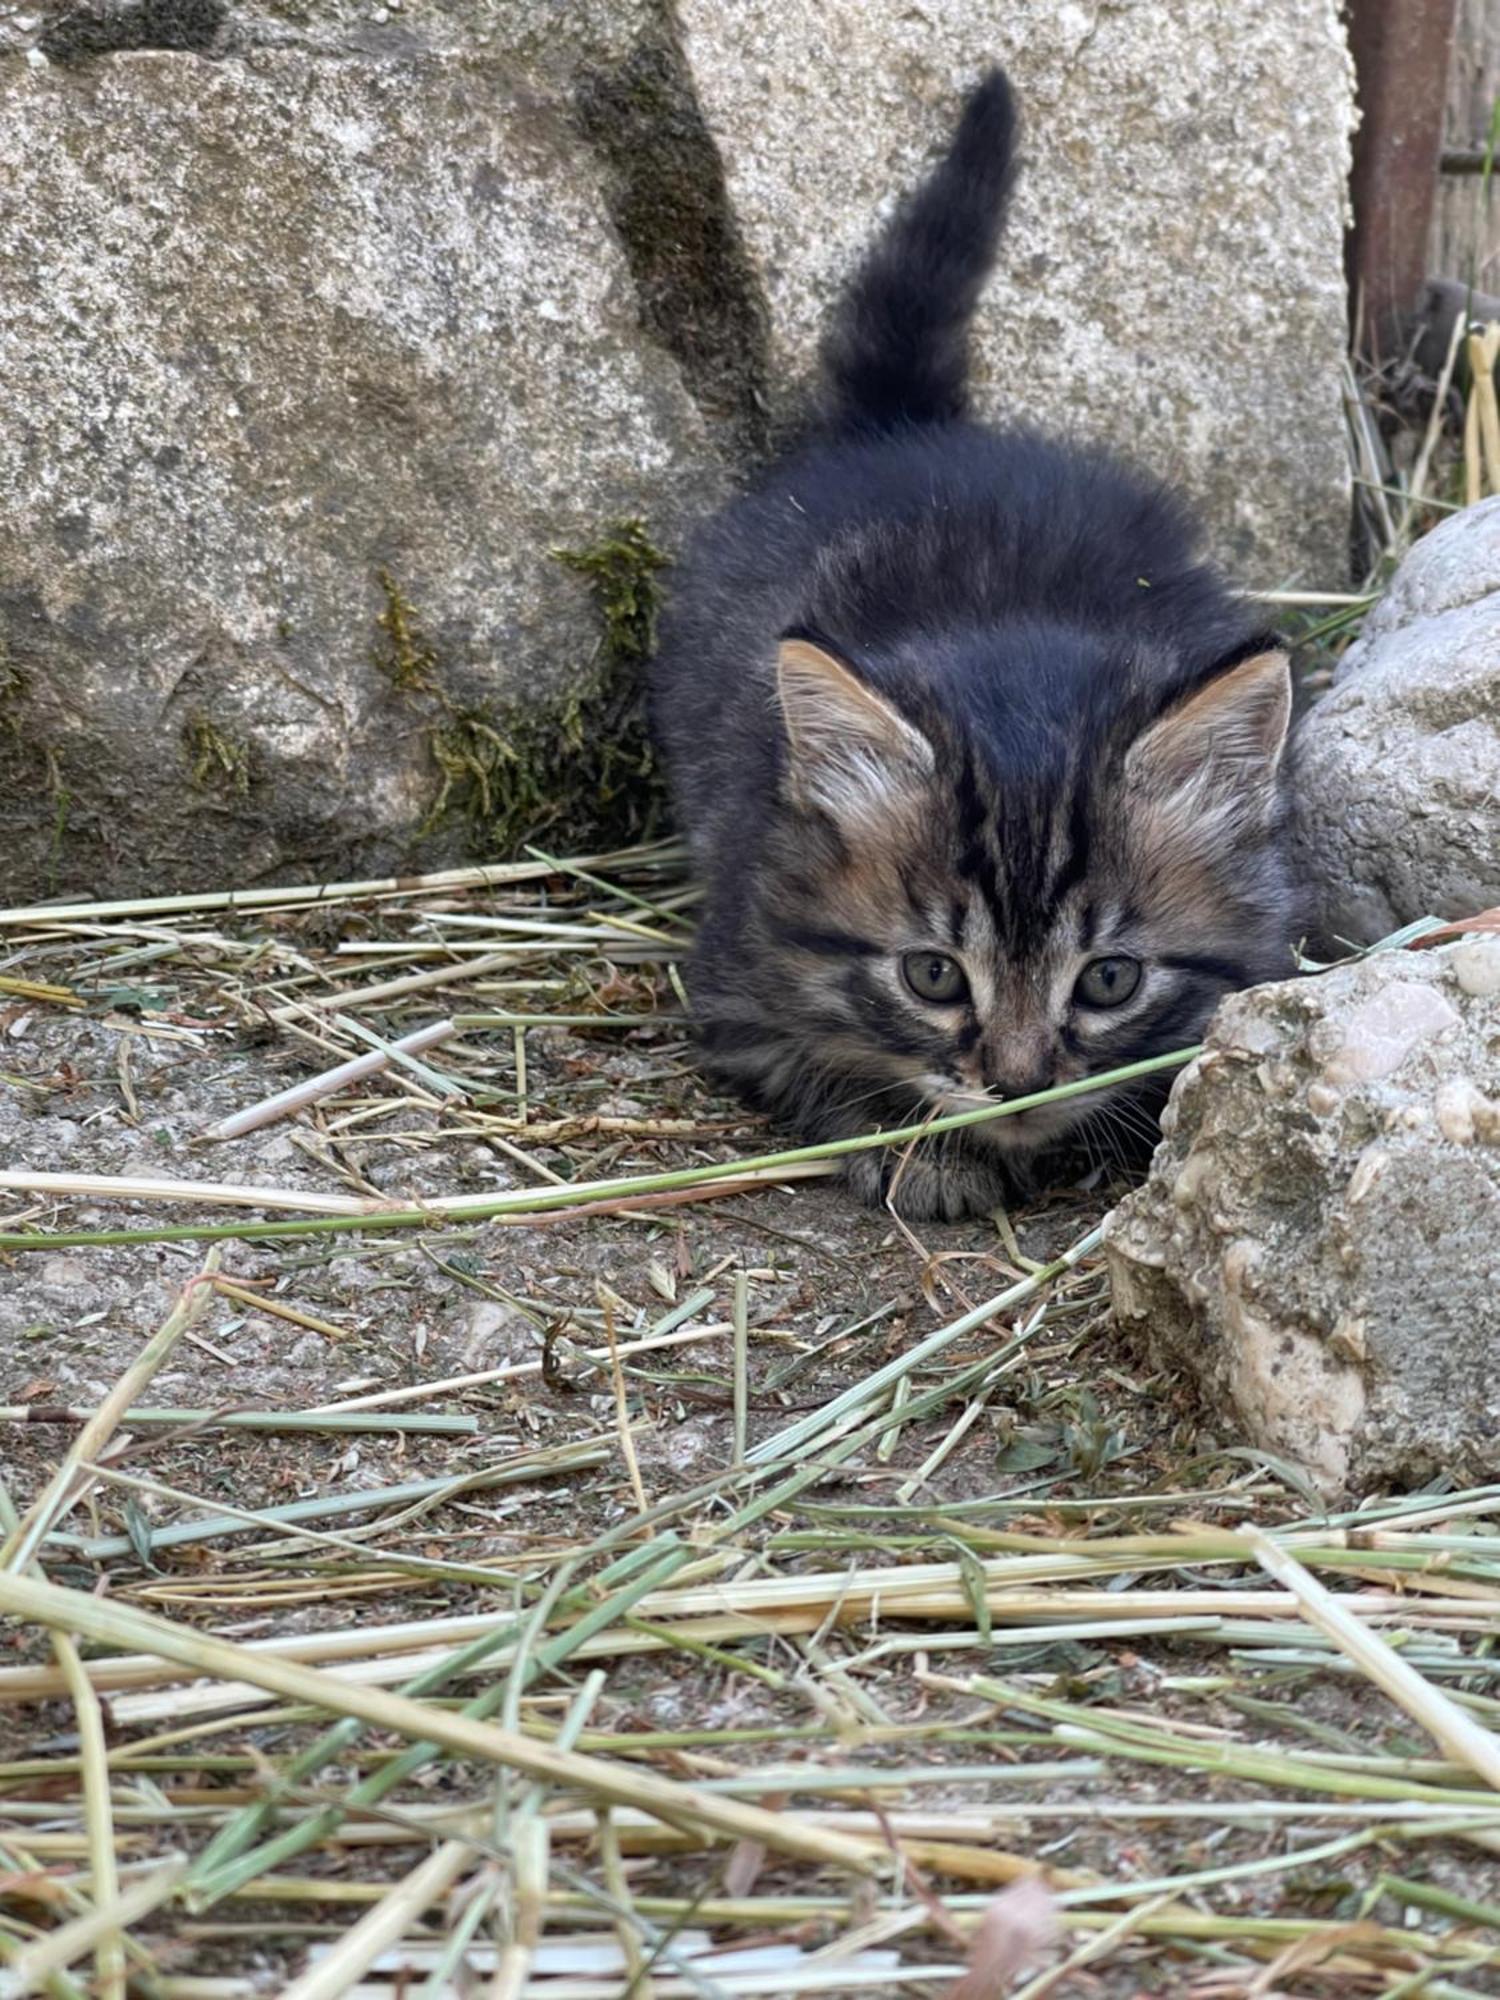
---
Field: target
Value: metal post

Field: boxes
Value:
[1346,0,1460,354]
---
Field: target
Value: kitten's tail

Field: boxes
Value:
[820,68,1018,433]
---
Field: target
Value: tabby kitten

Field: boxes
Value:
[649,68,1301,1221]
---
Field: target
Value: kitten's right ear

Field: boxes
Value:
[776,637,934,821]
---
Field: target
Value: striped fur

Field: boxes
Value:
[648,69,1303,1220]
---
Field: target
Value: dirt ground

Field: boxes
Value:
[3,881,1500,1996]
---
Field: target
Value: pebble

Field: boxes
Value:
[1452,938,1500,999]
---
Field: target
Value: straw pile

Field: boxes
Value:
[2,838,1500,1997]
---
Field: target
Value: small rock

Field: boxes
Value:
[660,1414,718,1475]
[1293,496,1500,941]
[460,1301,535,1366]
[36,1255,91,1295]
[1453,939,1500,999]
[1105,948,1500,1497]
[1309,980,1459,1085]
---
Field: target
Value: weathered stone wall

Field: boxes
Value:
[0,0,1354,900]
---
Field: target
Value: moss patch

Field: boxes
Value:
[373,568,439,694]
[0,647,26,740]
[1,653,71,892]
[183,713,253,794]
[379,523,672,857]
[553,518,669,669]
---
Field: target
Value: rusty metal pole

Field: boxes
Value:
[1346,0,1460,356]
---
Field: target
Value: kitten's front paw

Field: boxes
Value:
[842,1145,1008,1223]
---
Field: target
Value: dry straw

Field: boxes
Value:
[3,839,1500,1993]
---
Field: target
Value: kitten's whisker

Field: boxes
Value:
[1077,1104,1134,1181]
[1108,1095,1168,1149]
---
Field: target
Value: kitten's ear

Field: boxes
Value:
[1126,647,1292,820]
[776,636,934,819]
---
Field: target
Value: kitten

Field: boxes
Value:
[648,67,1301,1221]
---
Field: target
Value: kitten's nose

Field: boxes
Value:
[984,1046,1055,1100]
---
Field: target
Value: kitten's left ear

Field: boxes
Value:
[1126,646,1292,818]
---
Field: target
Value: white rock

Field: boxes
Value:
[1293,498,1500,942]
[1105,947,1500,1496]
[1452,939,1500,999]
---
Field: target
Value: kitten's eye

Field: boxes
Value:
[901,950,969,1005]
[1074,956,1143,1008]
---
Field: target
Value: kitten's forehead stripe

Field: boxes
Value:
[897,861,931,926]
[954,752,1003,915]
[773,922,882,958]
[1039,772,1093,923]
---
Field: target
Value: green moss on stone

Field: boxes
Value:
[0,647,26,739]
[383,522,671,857]
[184,713,252,794]
[553,518,669,668]
[373,568,439,693]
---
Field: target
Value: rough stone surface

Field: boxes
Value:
[0,0,1353,898]
[1292,497,1500,945]
[1105,946,1500,1497]
[0,37,720,896]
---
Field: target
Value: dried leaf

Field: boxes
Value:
[125,1496,157,1572]
[946,1878,1058,1999]
[1405,907,1500,947]
[721,1792,784,1896]
[720,1834,768,1898]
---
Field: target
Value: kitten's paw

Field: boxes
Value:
[841,1146,1008,1223]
